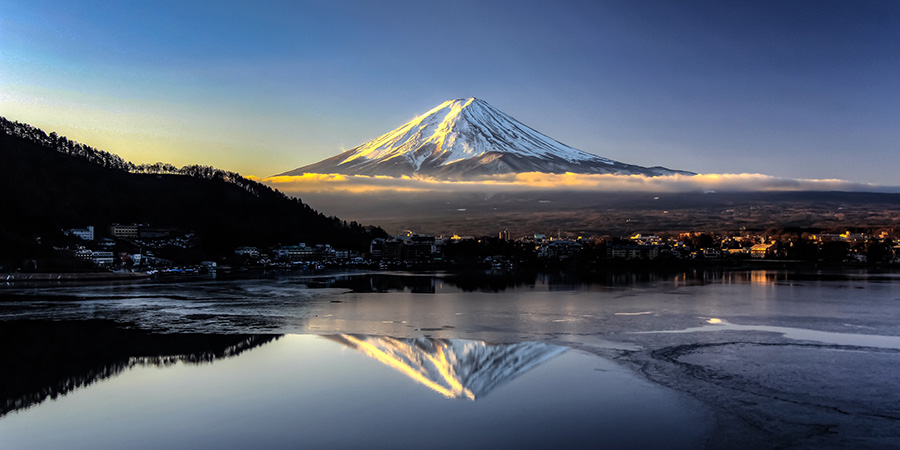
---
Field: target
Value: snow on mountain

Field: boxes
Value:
[325,334,567,400]
[281,98,693,180]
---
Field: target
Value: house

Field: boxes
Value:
[750,243,776,259]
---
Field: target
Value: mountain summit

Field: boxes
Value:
[281,98,693,180]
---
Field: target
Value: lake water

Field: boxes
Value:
[2,269,900,449]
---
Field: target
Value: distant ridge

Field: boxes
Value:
[282,98,693,180]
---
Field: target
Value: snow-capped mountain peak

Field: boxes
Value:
[281,98,692,180]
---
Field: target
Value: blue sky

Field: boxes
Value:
[1,0,898,184]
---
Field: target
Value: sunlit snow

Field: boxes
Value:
[284,98,692,179]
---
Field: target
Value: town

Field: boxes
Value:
[31,222,900,276]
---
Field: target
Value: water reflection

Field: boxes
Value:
[0,329,709,450]
[325,334,566,400]
[0,320,278,416]
[1,318,566,418]
[299,270,708,293]
[296,269,896,294]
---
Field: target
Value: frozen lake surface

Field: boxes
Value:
[2,269,899,449]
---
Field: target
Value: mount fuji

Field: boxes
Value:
[281,98,693,180]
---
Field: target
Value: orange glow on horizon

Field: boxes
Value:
[251,171,881,195]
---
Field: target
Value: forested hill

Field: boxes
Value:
[0,116,386,263]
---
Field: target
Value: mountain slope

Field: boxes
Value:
[0,116,385,264]
[283,98,693,180]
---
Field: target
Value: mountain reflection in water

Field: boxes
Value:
[2,318,566,417]
[0,320,279,416]
[325,334,567,400]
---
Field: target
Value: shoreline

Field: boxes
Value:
[3,262,897,286]
[3,272,153,282]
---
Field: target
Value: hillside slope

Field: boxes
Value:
[0,116,385,264]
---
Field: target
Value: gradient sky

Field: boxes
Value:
[2,0,898,185]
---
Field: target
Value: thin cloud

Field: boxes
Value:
[254,172,896,195]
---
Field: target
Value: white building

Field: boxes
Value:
[64,226,94,241]
[235,246,260,258]
[73,247,93,260]
[91,251,115,266]
[274,244,314,260]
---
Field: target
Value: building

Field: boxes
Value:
[540,240,582,259]
[369,239,384,259]
[110,223,139,239]
[64,226,94,241]
[402,235,439,261]
[370,238,405,261]
[274,244,316,260]
[234,246,260,258]
[607,245,660,260]
[381,240,403,261]
[91,251,115,266]
[750,243,777,259]
[73,247,93,260]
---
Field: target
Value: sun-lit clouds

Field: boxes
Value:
[255,172,896,197]
[258,173,431,194]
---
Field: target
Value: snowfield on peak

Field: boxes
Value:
[281,98,693,180]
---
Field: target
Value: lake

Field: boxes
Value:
[2,269,899,449]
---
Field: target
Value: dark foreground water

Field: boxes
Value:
[2,269,900,449]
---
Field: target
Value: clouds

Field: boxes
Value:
[256,172,896,196]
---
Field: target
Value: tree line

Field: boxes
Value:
[0,116,290,203]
